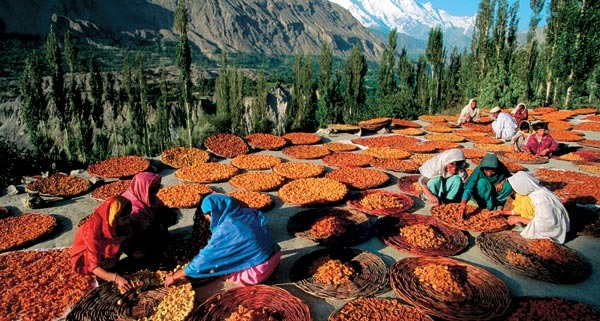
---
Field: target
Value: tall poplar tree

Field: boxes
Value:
[317,42,333,128]
[342,44,367,123]
[45,25,66,129]
[426,26,445,114]
[20,51,48,157]
[377,28,398,97]
[174,0,193,146]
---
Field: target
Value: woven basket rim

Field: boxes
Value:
[497,152,550,164]
[287,207,373,246]
[0,213,57,253]
[328,297,434,321]
[25,174,92,198]
[390,256,512,321]
[187,284,312,321]
[375,214,468,257]
[477,230,591,283]
[290,247,389,300]
[396,175,422,197]
[87,156,151,179]
[347,190,414,216]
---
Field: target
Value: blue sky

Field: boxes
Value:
[417,0,546,31]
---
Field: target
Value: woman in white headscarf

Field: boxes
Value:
[511,103,528,126]
[489,171,570,244]
[457,98,481,126]
[418,149,467,206]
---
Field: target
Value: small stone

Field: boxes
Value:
[89,176,104,185]
[70,169,85,176]
[6,185,22,195]
[23,195,46,209]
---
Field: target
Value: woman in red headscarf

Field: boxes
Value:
[71,196,133,292]
[121,172,177,259]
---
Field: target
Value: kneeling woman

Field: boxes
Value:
[459,153,513,216]
[418,148,467,206]
[71,196,133,292]
[164,194,281,287]
[489,171,570,244]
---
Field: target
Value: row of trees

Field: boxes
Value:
[16,0,600,174]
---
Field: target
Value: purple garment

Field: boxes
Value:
[524,134,558,156]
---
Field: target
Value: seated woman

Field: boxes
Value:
[122,172,178,260]
[164,194,281,287]
[459,154,513,216]
[488,171,570,244]
[71,196,133,292]
[524,122,558,157]
[418,149,467,206]
[511,121,532,152]
[511,103,528,126]
[457,98,481,126]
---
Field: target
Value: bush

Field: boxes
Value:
[0,136,39,190]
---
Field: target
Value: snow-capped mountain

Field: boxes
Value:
[329,0,475,44]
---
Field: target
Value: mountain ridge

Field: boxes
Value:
[0,0,386,60]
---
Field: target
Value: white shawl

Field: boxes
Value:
[508,171,570,244]
[419,149,466,179]
[511,103,527,115]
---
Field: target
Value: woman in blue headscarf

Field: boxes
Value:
[164,194,281,286]
[459,153,513,217]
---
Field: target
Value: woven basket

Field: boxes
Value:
[287,207,373,246]
[187,285,312,321]
[347,190,414,216]
[328,297,434,321]
[390,256,511,321]
[290,247,389,300]
[67,271,172,320]
[0,213,57,252]
[375,214,468,257]
[498,152,549,164]
[87,156,151,179]
[25,174,92,198]
[477,231,591,283]
[396,175,422,197]
[204,133,249,158]
[504,297,600,320]
[431,204,509,233]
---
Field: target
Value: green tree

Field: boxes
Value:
[443,47,463,109]
[153,68,171,153]
[20,51,49,157]
[45,25,66,127]
[135,54,150,155]
[215,51,232,131]
[174,0,193,145]
[63,30,79,161]
[426,26,445,114]
[229,67,246,136]
[250,71,274,133]
[317,42,333,128]
[342,44,367,123]
[377,28,398,97]
[397,48,416,95]
[292,54,316,131]
[88,57,104,128]
[414,55,429,114]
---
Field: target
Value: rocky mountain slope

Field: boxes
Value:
[0,0,385,59]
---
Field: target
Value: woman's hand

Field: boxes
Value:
[458,201,467,219]
[507,216,526,225]
[164,269,185,287]
[164,273,176,287]
[488,210,505,217]
[114,274,132,293]
[495,180,505,193]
